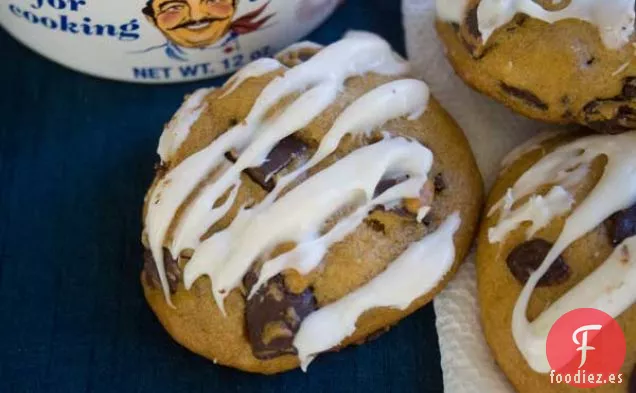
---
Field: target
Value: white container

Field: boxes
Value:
[0,0,339,83]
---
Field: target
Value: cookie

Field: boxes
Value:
[477,129,636,392]
[141,32,483,374]
[436,0,636,133]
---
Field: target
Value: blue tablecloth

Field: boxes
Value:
[0,1,444,391]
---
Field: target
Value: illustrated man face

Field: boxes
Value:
[144,0,237,48]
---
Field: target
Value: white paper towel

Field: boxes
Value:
[401,1,545,392]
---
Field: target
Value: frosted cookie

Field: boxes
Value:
[477,130,636,392]
[436,0,636,133]
[141,32,483,374]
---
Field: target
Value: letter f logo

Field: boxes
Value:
[572,324,602,368]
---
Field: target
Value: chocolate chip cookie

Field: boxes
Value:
[141,32,483,374]
[478,129,636,392]
[436,0,636,133]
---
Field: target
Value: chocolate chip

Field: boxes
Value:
[422,215,433,226]
[434,173,446,193]
[143,248,180,293]
[583,100,599,114]
[506,239,570,287]
[500,83,549,111]
[459,4,484,57]
[365,218,386,234]
[608,203,636,246]
[623,78,636,99]
[246,136,308,191]
[586,105,636,134]
[583,78,636,133]
[373,176,408,198]
[464,5,481,40]
[629,364,636,393]
[585,57,596,67]
[514,14,528,27]
[245,273,316,360]
[224,150,238,162]
[373,177,437,224]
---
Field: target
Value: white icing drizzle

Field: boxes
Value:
[436,0,469,22]
[487,131,636,372]
[436,0,636,50]
[489,186,574,243]
[170,83,339,258]
[260,79,430,214]
[157,87,214,163]
[144,32,460,368]
[294,213,461,370]
[499,129,568,172]
[184,137,434,313]
[145,32,409,301]
[220,58,283,98]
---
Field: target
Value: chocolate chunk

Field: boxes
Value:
[608,203,636,245]
[464,5,481,40]
[500,83,549,111]
[224,150,239,162]
[586,104,636,134]
[506,239,570,287]
[583,101,599,114]
[459,3,484,57]
[422,215,433,226]
[373,176,408,198]
[623,78,636,99]
[513,14,528,27]
[143,248,180,293]
[434,173,446,193]
[245,273,316,360]
[365,218,386,234]
[246,135,308,191]
[583,78,636,133]
[373,177,436,223]
[629,364,636,393]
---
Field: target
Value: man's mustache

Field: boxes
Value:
[169,17,229,30]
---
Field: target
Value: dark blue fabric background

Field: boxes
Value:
[0,1,444,392]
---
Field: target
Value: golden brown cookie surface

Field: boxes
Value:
[478,130,636,392]
[436,1,636,133]
[141,33,482,374]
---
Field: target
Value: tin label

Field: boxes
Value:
[1,0,339,83]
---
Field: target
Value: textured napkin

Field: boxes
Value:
[401,1,545,392]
